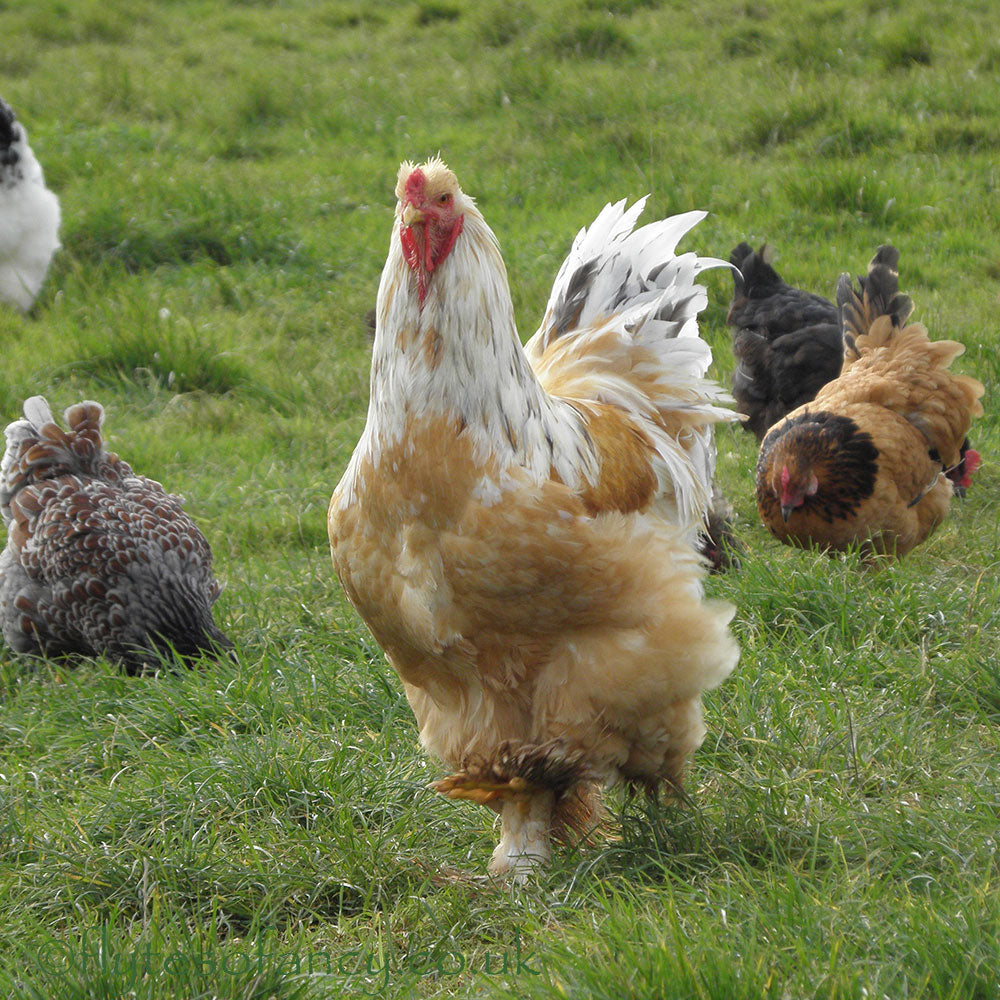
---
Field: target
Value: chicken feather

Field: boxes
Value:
[329,159,739,878]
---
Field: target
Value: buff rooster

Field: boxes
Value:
[756,246,984,560]
[0,397,231,669]
[329,158,740,878]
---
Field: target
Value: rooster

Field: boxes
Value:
[0,98,60,312]
[0,397,231,670]
[328,158,739,878]
[756,246,984,560]
[727,242,843,440]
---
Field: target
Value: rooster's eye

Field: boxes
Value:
[439,193,451,205]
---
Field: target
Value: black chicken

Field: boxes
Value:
[727,243,843,440]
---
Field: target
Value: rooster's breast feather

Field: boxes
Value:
[332,422,736,699]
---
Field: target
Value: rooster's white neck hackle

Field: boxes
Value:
[342,198,593,505]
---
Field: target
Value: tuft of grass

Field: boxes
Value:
[414,1,460,26]
[737,98,837,151]
[816,120,904,156]
[582,0,659,12]
[978,38,1000,71]
[723,23,772,57]
[911,117,1000,153]
[544,16,634,59]
[877,21,934,69]
[477,0,531,47]
[56,322,252,397]
[782,163,916,225]
[64,189,314,273]
[24,2,136,45]
[319,3,385,29]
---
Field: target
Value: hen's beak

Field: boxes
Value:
[780,504,793,522]
[402,203,425,226]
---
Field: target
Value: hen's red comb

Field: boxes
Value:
[961,448,982,488]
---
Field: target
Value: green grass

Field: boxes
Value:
[1,0,999,997]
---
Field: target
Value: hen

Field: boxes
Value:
[727,242,842,440]
[0,397,231,669]
[756,246,984,560]
[0,98,61,312]
[329,158,739,878]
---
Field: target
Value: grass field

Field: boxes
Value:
[1,0,998,996]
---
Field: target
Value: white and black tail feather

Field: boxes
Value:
[535,201,731,360]
[526,200,736,541]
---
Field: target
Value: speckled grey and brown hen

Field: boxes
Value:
[0,397,230,670]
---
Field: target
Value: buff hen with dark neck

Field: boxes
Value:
[0,397,230,669]
[756,246,984,560]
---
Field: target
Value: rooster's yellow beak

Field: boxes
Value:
[402,203,425,226]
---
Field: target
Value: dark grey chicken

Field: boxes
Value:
[0,397,230,670]
[727,243,843,440]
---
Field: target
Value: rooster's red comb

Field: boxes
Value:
[404,167,426,204]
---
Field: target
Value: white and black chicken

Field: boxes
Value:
[0,98,61,312]
[0,397,231,670]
